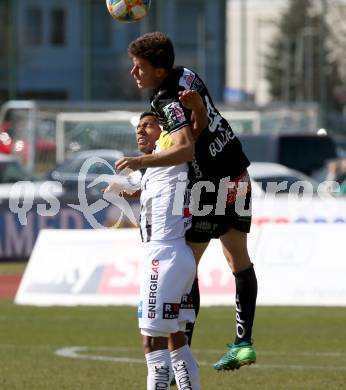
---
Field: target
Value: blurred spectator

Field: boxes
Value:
[336,159,346,184]
[319,160,341,195]
[326,160,340,182]
[336,159,346,196]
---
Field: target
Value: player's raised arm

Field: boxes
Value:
[115,125,194,171]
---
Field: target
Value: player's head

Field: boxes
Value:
[136,112,161,154]
[128,32,175,89]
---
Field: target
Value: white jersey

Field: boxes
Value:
[140,131,191,242]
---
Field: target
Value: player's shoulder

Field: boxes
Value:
[157,131,174,151]
[176,67,205,93]
[167,66,199,89]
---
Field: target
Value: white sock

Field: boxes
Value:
[170,345,200,390]
[145,349,171,390]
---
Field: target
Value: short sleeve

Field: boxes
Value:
[153,90,192,134]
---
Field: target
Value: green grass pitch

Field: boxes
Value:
[1,301,346,389]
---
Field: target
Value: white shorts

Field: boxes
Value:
[138,238,196,337]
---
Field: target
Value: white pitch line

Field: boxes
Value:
[55,346,346,371]
[1,343,346,359]
[56,347,144,364]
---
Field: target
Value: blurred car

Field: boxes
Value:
[0,154,63,201]
[11,117,56,160]
[0,154,35,184]
[247,162,319,195]
[65,120,138,154]
[0,122,13,154]
[239,133,337,176]
[46,149,127,196]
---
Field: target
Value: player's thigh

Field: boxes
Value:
[220,228,251,273]
[186,240,209,265]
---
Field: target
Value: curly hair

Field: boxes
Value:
[128,31,175,70]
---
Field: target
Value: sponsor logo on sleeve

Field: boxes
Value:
[163,102,187,129]
[191,77,204,92]
[179,68,196,89]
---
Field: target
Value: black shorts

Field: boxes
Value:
[185,170,252,243]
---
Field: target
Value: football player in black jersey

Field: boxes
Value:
[116,31,257,372]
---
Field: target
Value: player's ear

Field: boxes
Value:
[155,67,168,79]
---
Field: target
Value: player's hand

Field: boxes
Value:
[115,156,142,172]
[179,90,204,110]
[102,184,140,198]
[102,184,125,197]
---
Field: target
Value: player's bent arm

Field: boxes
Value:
[190,106,208,140]
[115,126,194,171]
[179,90,208,141]
[139,125,194,167]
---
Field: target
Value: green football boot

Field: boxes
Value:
[213,341,256,371]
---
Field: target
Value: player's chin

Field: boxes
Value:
[138,144,150,153]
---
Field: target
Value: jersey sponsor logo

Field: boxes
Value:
[209,128,236,157]
[180,294,194,310]
[194,220,212,232]
[191,77,203,92]
[152,258,159,273]
[191,159,203,179]
[179,68,196,90]
[205,95,224,133]
[162,102,186,129]
[163,302,180,319]
[148,259,159,318]
[138,301,143,318]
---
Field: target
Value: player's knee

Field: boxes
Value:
[142,331,169,354]
[168,330,186,351]
[142,336,152,354]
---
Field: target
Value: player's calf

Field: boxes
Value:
[171,345,200,390]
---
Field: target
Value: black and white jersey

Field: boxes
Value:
[150,66,250,183]
[140,132,191,242]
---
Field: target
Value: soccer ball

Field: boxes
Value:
[106,0,151,23]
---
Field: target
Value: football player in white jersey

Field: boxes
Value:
[129,111,201,389]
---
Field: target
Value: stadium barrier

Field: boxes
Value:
[15,224,346,307]
[1,196,345,260]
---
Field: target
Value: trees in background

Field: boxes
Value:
[264,0,344,113]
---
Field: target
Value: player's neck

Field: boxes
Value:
[152,69,171,90]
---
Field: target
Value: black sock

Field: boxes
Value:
[233,263,257,345]
[184,278,200,347]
